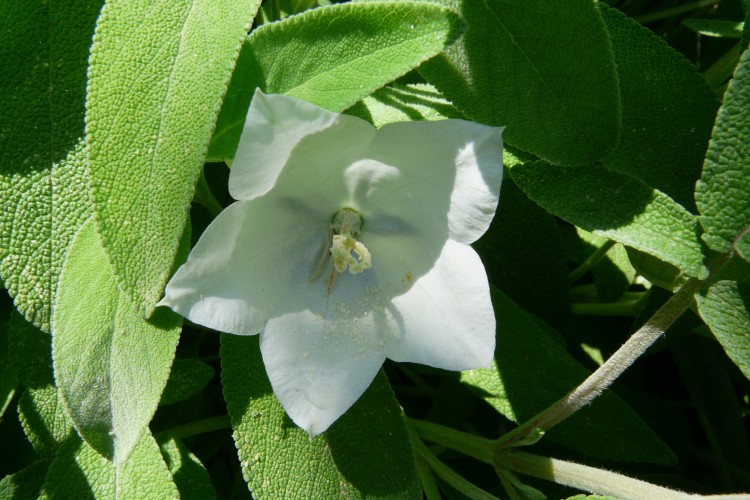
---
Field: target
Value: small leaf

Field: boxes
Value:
[599,5,719,211]
[160,359,215,406]
[0,458,51,500]
[419,0,620,166]
[512,161,708,279]
[86,0,262,317]
[53,218,181,463]
[696,46,750,261]
[462,289,676,464]
[696,280,750,382]
[158,434,217,500]
[208,1,464,160]
[41,432,179,499]
[221,334,420,498]
[682,18,744,38]
[0,1,101,331]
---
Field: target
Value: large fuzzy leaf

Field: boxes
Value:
[208,1,464,160]
[86,0,261,317]
[0,1,100,331]
[695,46,750,260]
[53,218,181,463]
[221,334,420,498]
[419,0,620,166]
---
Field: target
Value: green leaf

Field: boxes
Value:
[7,312,53,388]
[221,334,421,498]
[696,281,750,382]
[682,18,744,38]
[576,229,637,302]
[0,458,50,500]
[599,5,719,212]
[158,434,217,500]
[53,218,181,463]
[208,2,464,160]
[512,161,708,279]
[41,433,178,499]
[695,46,750,261]
[419,0,620,166]
[160,359,215,406]
[0,1,101,331]
[18,387,72,458]
[86,0,262,317]
[6,312,72,457]
[345,83,463,128]
[474,176,570,329]
[462,289,675,464]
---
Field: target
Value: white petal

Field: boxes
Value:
[229,90,375,201]
[158,196,328,335]
[260,309,389,436]
[386,239,496,370]
[368,119,503,245]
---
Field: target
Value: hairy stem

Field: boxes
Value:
[496,276,703,449]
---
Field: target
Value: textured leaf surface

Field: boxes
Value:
[0,459,50,500]
[462,289,675,464]
[419,0,620,166]
[221,334,420,498]
[160,359,215,405]
[696,46,750,260]
[696,281,750,382]
[512,162,708,279]
[345,83,463,128]
[158,434,217,500]
[41,433,178,499]
[208,2,463,159]
[600,5,719,211]
[53,218,181,463]
[7,313,72,457]
[0,1,101,331]
[86,0,261,317]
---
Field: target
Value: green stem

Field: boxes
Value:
[635,0,719,24]
[568,240,616,283]
[193,169,224,217]
[496,277,703,449]
[158,415,231,440]
[702,42,742,91]
[406,422,499,500]
[495,450,697,498]
[570,299,642,317]
[409,419,494,464]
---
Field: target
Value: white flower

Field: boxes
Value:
[159,90,504,436]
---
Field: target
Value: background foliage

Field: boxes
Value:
[1,0,749,498]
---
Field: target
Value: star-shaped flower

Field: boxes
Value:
[159,90,504,435]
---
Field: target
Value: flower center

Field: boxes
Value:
[310,208,372,293]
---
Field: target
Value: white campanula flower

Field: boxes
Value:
[159,90,504,436]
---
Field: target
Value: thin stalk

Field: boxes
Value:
[570,299,642,317]
[193,169,224,217]
[496,277,703,449]
[568,240,616,283]
[158,415,231,440]
[406,422,499,500]
[409,419,494,464]
[635,0,719,24]
[495,450,697,499]
[702,43,742,91]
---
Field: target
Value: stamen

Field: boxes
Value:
[310,207,372,294]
